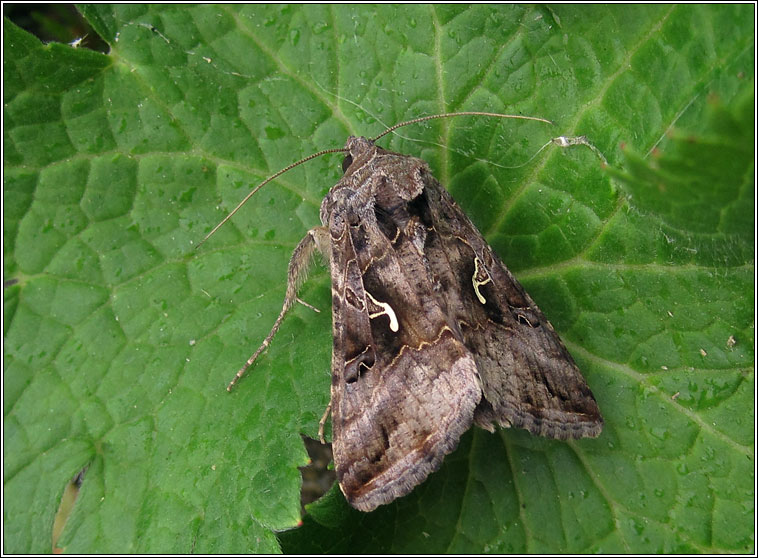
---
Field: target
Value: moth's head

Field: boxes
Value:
[342,136,378,174]
[319,136,379,225]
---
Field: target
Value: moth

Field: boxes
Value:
[201,112,603,512]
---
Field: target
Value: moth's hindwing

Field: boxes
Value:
[323,136,602,512]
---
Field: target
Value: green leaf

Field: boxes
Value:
[3,5,753,554]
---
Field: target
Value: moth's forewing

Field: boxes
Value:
[324,138,481,511]
[322,137,601,511]
[422,179,603,439]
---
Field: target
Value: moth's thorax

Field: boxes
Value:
[319,136,430,226]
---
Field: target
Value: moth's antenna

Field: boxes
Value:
[198,112,553,248]
[371,111,554,143]
[196,147,347,248]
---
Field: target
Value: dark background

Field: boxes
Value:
[4,3,109,52]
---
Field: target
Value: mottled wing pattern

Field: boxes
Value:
[421,177,603,439]
[325,140,481,511]
[324,137,602,512]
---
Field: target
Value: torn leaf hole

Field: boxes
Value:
[298,435,336,515]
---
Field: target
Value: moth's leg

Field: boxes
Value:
[318,400,332,444]
[227,226,330,391]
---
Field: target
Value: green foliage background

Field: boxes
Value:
[3,4,754,554]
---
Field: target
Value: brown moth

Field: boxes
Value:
[201,113,603,512]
